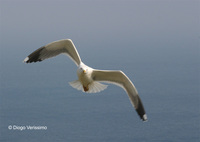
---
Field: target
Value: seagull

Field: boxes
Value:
[23,39,147,121]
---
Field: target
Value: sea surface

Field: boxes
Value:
[0,45,199,142]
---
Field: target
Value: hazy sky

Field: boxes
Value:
[0,0,199,65]
[1,1,199,42]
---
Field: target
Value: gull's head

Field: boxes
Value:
[81,68,87,74]
[78,62,91,75]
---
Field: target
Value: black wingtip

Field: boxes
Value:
[23,46,44,63]
[23,57,42,63]
[136,96,148,121]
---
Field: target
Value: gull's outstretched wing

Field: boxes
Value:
[92,69,147,121]
[23,39,81,66]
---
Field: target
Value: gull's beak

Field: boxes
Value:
[83,70,86,73]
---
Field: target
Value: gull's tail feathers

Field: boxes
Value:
[69,80,107,93]
[88,81,107,93]
[69,80,83,91]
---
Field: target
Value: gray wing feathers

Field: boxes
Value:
[24,39,81,66]
[92,70,147,121]
[92,70,139,106]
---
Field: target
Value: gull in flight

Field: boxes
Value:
[23,39,147,121]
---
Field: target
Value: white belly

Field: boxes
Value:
[77,69,93,87]
[70,65,107,93]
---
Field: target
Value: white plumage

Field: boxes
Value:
[24,39,147,121]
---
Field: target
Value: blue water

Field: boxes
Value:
[0,44,199,142]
